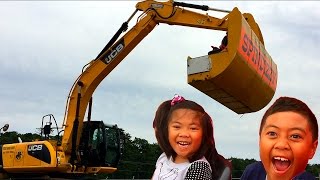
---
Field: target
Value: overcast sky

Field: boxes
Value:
[1,1,320,165]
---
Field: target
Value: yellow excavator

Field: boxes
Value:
[0,0,277,179]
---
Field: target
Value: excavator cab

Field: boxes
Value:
[38,115,122,169]
[187,7,277,114]
[78,121,122,169]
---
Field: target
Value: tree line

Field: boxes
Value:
[1,131,319,179]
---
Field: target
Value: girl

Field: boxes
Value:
[152,95,231,180]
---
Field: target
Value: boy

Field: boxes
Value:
[241,96,318,180]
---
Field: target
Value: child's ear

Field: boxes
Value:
[308,140,318,159]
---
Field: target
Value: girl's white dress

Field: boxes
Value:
[152,153,212,180]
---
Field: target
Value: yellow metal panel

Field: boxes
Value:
[3,141,58,172]
[12,144,25,167]
[2,145,15,167]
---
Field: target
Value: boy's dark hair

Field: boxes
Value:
[259,96,318,141]
[153,98,227,179]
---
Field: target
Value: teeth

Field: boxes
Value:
[178,141,189,145]
[274,157,289,161]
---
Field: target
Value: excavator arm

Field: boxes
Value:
[57,0,277,172]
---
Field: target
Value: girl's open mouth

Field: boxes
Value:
[177,141,190,147]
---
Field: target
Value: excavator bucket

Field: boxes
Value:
[187,8,277,114]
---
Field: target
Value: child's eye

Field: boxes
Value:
[172,125,180,129]
[290,134,302,140]
[190,126,200,131]
[266,131,277,138]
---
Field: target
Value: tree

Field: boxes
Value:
[229,157,257,178]
[1,131,20,144]
[106,133,161,179]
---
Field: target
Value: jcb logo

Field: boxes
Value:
[103,39,125,64]
[28,144,43,151]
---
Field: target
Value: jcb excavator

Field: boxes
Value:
[0,0,277,179]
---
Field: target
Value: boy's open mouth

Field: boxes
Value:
[272,156,291,172]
